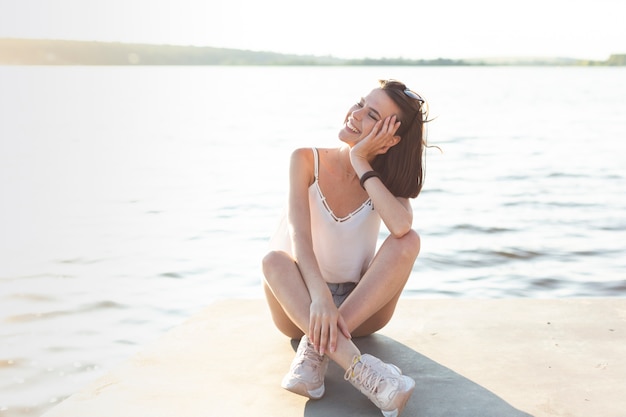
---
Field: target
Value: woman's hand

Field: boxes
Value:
[349,115,414,237]
[351,115,401,164]
[309,297,351,355]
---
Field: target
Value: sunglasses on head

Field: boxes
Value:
[403,88,425,103]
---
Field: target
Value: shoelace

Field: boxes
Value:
[295,340,325,369]
[344,357,384,395]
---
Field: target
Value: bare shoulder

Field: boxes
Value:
[290,148,315,184]
[290,148,315,168]
[291,147,314,160]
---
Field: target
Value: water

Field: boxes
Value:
[1,65,625,416]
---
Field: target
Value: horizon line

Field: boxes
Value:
[1,37,622,63]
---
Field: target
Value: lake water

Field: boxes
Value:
[1,65,625,416]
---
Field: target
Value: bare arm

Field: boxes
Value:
[287,149,328,300]
[287,148,350,354]
[350,116,414,237]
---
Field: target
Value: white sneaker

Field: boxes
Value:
[344,354,415,417]
[281,336,329,399]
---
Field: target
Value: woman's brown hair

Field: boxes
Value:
[371,79,429,199]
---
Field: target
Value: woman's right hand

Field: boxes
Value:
[308,296,351,356]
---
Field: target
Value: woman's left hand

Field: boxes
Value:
[351,115,401,162]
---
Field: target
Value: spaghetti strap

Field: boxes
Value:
[312,147,319,181]
[270,146,381,284]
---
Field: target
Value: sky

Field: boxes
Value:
[0,0,624,60]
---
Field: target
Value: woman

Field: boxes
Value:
[262,79,428,417]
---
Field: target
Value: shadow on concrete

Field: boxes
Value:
[292,334,534,417]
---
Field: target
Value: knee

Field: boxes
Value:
[262,250,279,273]
[262,250,292,282]
[397,229,421,260]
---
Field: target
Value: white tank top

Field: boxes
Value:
[269,148,381,283]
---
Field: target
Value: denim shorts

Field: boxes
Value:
[327,282,357,307]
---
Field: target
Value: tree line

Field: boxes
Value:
[1,39,623,66]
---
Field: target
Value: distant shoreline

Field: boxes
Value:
[1,38,624,66]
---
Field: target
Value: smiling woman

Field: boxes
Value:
[262,79,430,416]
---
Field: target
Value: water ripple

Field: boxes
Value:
[452,223,515,234]
[4,301,127,323]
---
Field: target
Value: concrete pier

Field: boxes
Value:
[42,298,626,417]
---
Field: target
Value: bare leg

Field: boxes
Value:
[340,229,421,336]
[263,237,419,413]
[262,251,360,370]
[262,230,419,369]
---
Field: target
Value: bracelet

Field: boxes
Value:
[359,170,381,189]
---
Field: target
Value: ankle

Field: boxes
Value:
[324,337,360,370]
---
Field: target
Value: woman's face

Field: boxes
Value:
[338,88,401,145]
